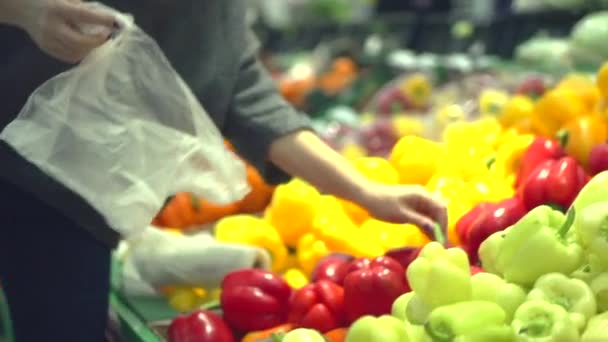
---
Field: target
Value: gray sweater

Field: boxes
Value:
[0,0,311,246]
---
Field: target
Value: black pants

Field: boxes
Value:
[0,182,111,342]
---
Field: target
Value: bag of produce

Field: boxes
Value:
[0,3,248,238]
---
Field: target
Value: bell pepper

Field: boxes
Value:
[346,315,410,342]
[384,246,423,273]
[277,328,327,342]
[560,115,608,169]
[283,268,309,290]
[574,201,608,272]
[520,156,587,212]
[215,215,288,272]
[424,301,513,342]
[471,272,527,323]
[359,220,429,252]
[461,197,528,265]
[342,256,409,323]
[297,233,331,277]
[311,196,384,258]
[516,136,565,188]
[572,171,608,213]
[220,269,292,332]
[581,311,608,342]
[490,132,535,186]
[511,299,579,341]
[499,94,535,129]
[389,136,446,185]
[465,171,515,205]
[532,88,587,138]
[391,292,414,322]
[265,179,321,247]
[589,273,608,313]
[589,142,608,175]
[479,206,584,286]
[324,328,348,342]
[527,273,597,331]
[287,280,346,333]
[310,253,353,284]
[455,202,494,247]
[168,310,234,342]
[241,323,295,342]
[406,242,472,322]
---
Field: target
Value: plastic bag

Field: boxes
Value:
[0,3,249,238]
[124,227,271,291]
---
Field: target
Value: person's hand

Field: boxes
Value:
[359,183,448,243]
[15,0,115,63]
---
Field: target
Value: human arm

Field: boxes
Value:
[0,0,114,63]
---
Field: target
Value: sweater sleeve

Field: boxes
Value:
[222,28,313,185]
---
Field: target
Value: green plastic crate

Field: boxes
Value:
[0,289,14,342]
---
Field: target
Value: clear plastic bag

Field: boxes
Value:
[0,4,249,238]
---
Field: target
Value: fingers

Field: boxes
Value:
[59,2,115,28]
[417,194,448,234]
[399,208,436,239]
[55,23,105,62]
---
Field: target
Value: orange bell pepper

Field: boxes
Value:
[324,327,349,342]
[560,115,608,168]
[532,89,587,138]
[241,323,295,342]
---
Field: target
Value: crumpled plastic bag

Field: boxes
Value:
[0,3,249,238]
[120,227,271,294]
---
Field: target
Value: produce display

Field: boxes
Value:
[115,47,608,340]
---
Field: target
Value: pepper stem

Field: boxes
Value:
[484,155,497,169]
[424,322,452,342]
[556,129,569,148]
[558,208,576,239]
[200,299,221,311]
[432,223,447,246]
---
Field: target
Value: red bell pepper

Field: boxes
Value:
[220,269,292,332]
[463,197,528,265]
[455,203,494,246]
[287,280,346,333]
[168,310,234,342]
[516,136,566,188]
[470,265,484,275]
[383,246,422,274]
[521,156,588,211]
[342,256,409,323]
[589,142,608,175]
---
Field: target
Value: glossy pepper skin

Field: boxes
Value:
[168,310,234,342]
[527,273,597,331]
[461,197,527,265]
[574,201,608,274]
[471,272,527,324]
[455,203,494,246]
[512,300,579,342]
[572,171,608,213]
[424,301,513,342]
[342,256,409,323]
[345,315,410,342]
[479,206,584,287]
[279,328,327,342]
[516,136,565,188]
[287,280,346,333]
[581,311,608,342]
[520,156,587,212]
[220,269,292,332]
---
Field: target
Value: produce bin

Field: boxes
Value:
[0,289,13,342]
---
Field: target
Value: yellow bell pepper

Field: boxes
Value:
[297,233,330,277]
[391,115,425,137]
[166,286,208,313]
[532,89,587,137]
[215,214,288,272]
[499,95,535,131]
[265,178,321,247]
[438,148,491,181]
[466,172,514,205]
[479,89,509,118]
[597,61,608,100]
[557,73,601,112]
[339,157,400,225]
[490,133,535,187]
[443,118,503,152]
[389,136,446,185]
[283,268,309,289]
[445,199,474,246]
[359,219,430,251]
[311,196,384,258]
[399,73,433,108]
[426,173,470,199]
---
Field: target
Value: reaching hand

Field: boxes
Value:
[16,0,115,63]
[359,183,448,243]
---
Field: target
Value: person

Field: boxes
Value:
[0,0,447,341]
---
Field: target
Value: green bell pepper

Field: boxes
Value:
[589,272,608,313]
[574,201,608,271]
[512,299,579,342]
[527,273,596,331]
[581,311,608,342]
[483,206,584,287]
[478,227,510,276]
[405,294,433,325]
[572,171,608,212]
[346,315,410,342]
[424,301,512,342]
[392,292,414,322]
[406,242,472,309]
[471,272,527,323]
[277,328,327,342]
